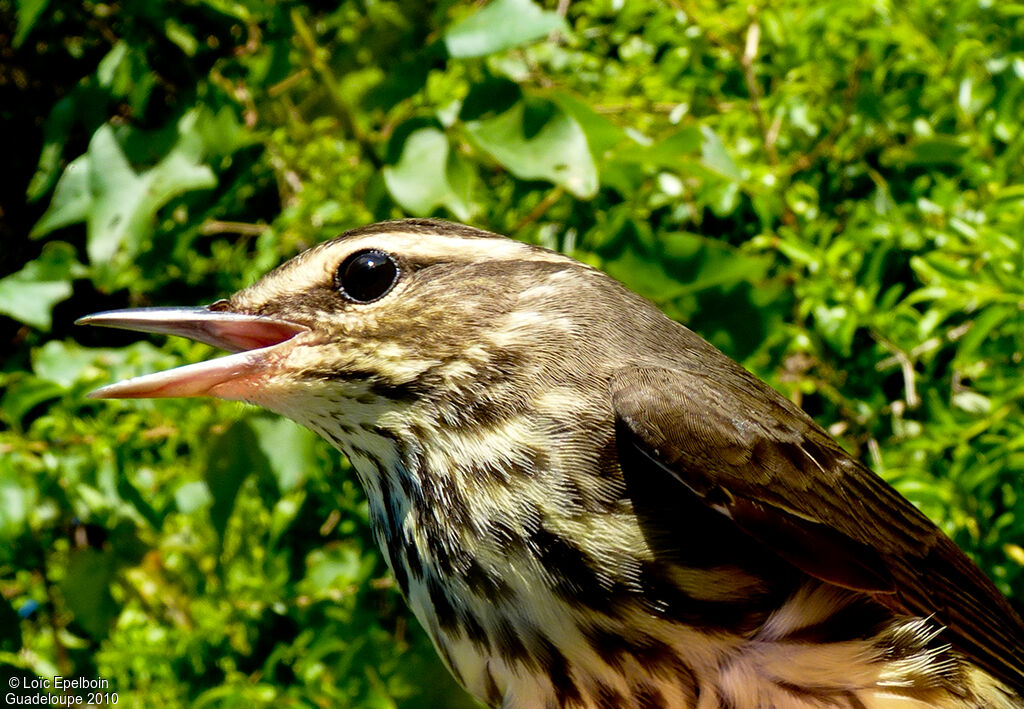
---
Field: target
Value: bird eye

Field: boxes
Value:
[335,249,400,303]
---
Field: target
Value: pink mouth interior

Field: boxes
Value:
[206,319,308,352]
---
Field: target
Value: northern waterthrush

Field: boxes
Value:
[79,219,1024,708]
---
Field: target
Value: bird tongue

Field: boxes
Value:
[76,306,308,400]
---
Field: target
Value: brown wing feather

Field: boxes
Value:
[611,364,1024,694]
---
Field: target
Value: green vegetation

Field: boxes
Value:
[2,0,1023,706]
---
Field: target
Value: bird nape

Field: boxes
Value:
[78,218,1024,709]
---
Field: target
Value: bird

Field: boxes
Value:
[78,218,1024,709]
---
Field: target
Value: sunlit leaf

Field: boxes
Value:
[383,127,474,220]
[0,242,85,330]
[547,90,628,158]
[250,417,321,493]
[0,466,36,539]
[31,117,217,264]
[698,125,741,181]
[444,0,567,58]
[193,105,261,158]
[627,126,702,168]
[466,99,598,198]
[33,340,177,389]
[175,481,213,515]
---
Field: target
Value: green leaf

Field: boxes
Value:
[882,136,972,167]
[174,481,213,514]
[636,126,703,167]
[250,417,320,493]
[164,18,199,56]
[952,390,992,414]
[26,96,75,201]
[60,549,119,639]
[193,105,260,158]
[0,280,67,331]
[698,125,741,181]
[31,117,217,263]
[661,232,772,293]
[97,42,129,87]
[466,99,598,198]
[0,466,36,539]
[813,303,857,356]
[601,244,677,301]
[547,90,628,158]
[35,341,117,388]
[28,153,91,239]
[14,0,50,47]
[0,242,85,330]
[444,0,568,58]
[269,491,306,548]
[95,42,156,115]
[302,543,376,591]
[207,421,268,541]
[459,77,522,122]
[32,340,178,389]
[116,473,165,530]
[955,306,1014,364]
[0,375,65,427]
[382,127,474,220]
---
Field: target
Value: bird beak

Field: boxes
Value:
[76,306,309,400]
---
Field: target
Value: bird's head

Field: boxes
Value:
[79,219,642,436]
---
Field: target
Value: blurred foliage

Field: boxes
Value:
[2,0,1023,706]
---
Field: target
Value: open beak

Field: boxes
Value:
[76,306,309,400]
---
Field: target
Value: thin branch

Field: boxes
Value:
[267,69,311,98]
[740,20,778,168]
[513,186,565,232]
[291,9,382,169]
[872,332,921,409]
[199,220,271,237]
[209,68,259,128]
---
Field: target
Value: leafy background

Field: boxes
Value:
[2,0,1023,706]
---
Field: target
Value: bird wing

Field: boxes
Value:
[610,364,1024,694]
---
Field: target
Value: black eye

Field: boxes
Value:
[335,249,400,303]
